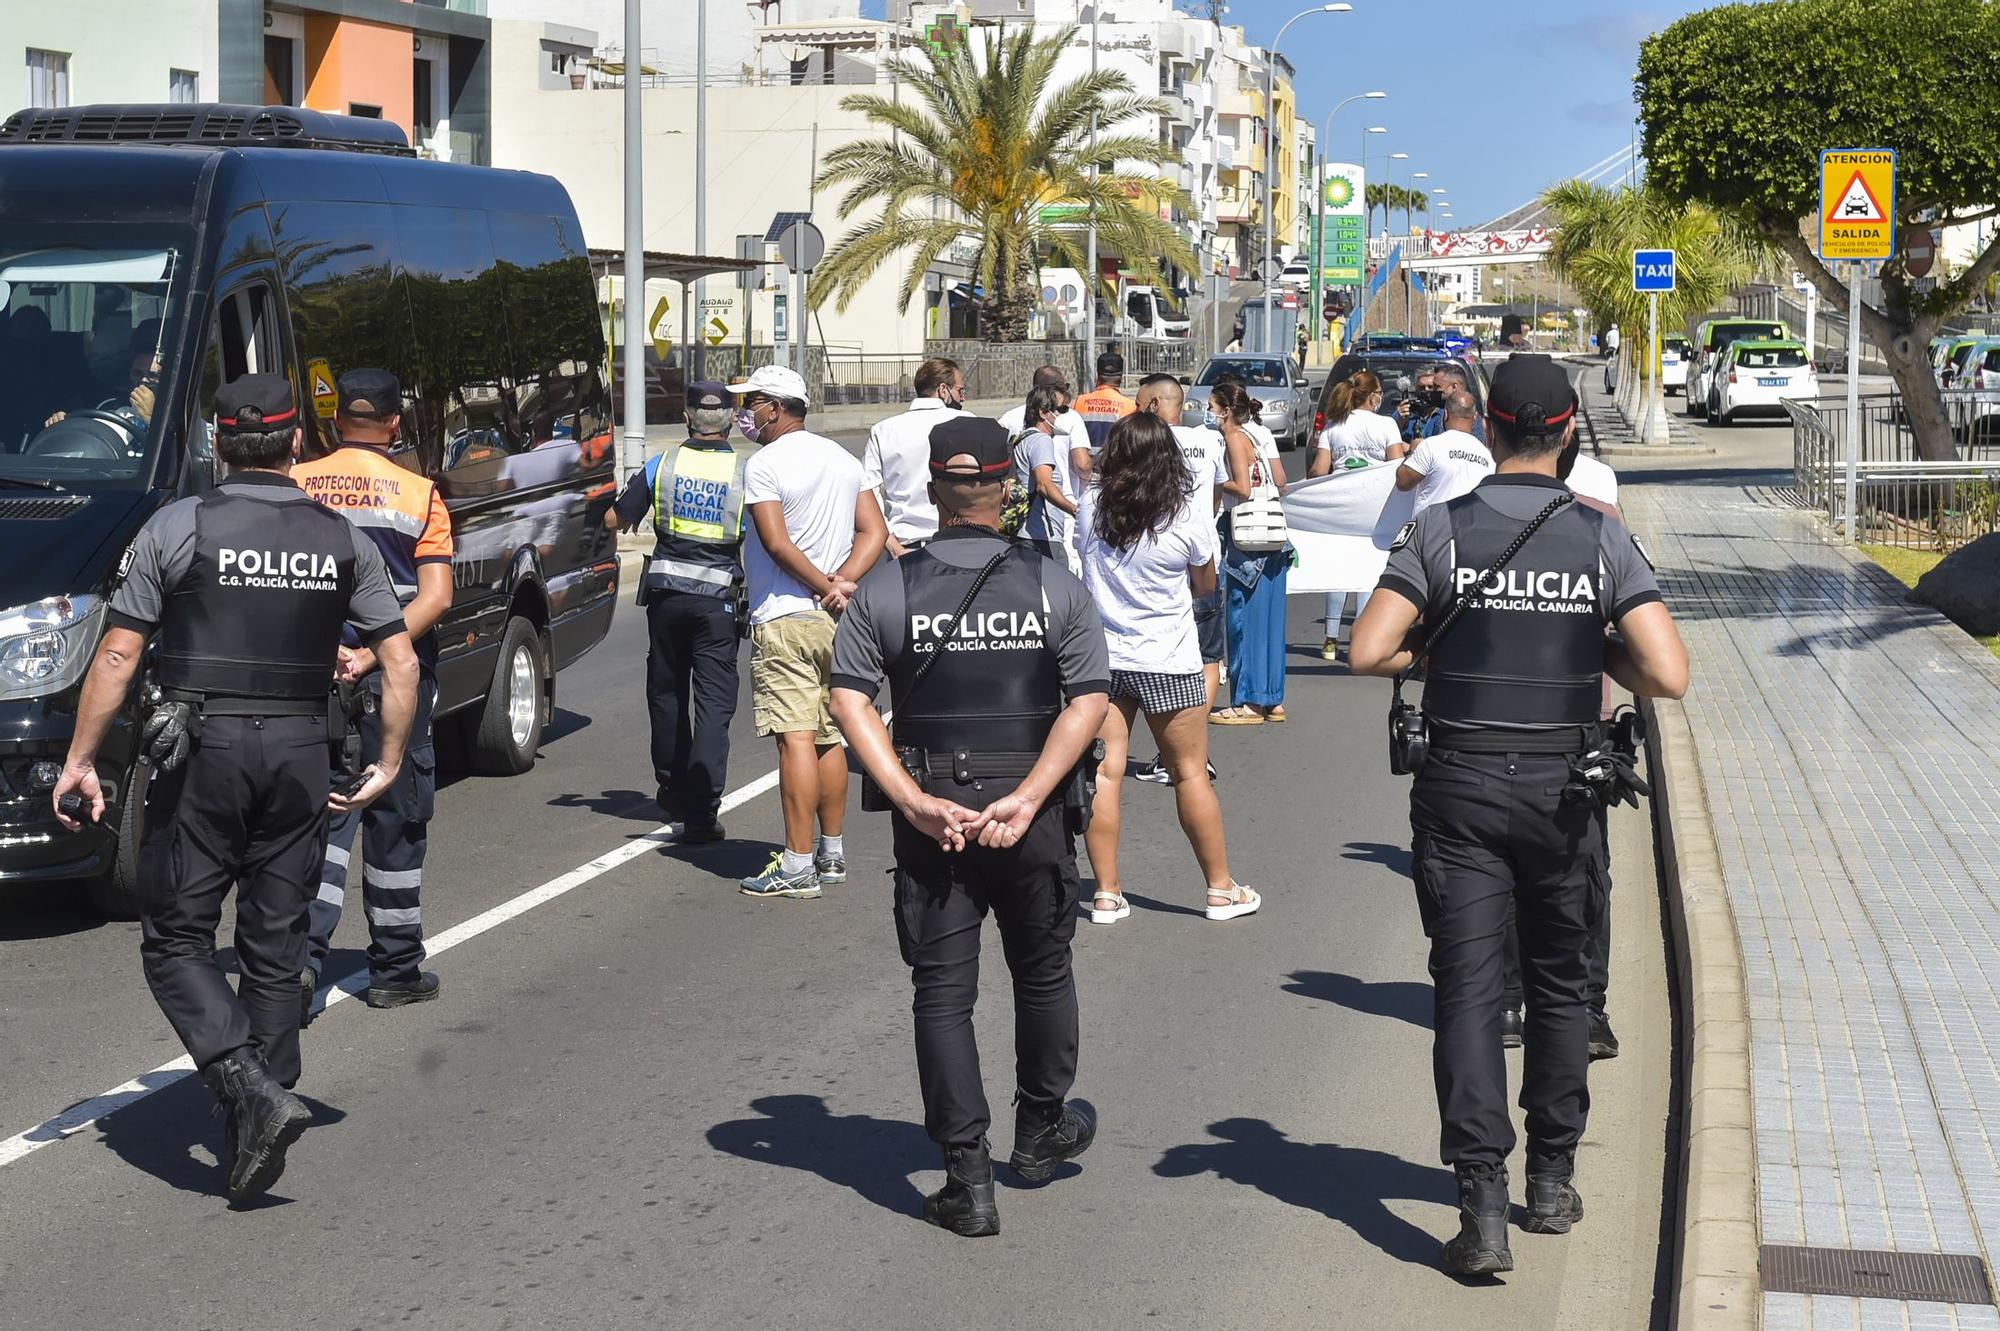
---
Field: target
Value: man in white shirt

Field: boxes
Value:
[998,364,1091,486]
[864,357,965,558]
[728,366,889,901]
[1396,391,1495,513]
[1564,452,1619,508]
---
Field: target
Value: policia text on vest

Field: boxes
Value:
[607,396,750,833]
[1347,354,1689,1277]
[827,416,1112,1239]
[52,372,423,1204]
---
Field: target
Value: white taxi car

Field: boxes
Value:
[1712,339,1815,425]
[1661,335,1691,394]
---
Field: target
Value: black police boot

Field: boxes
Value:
[1500,1005,1525,1049]
[365,971,441,1009]
[1521,1153,1585,1234]
[1588,1008,1621,1061]
[923,1139,1000,1238]
[202,1048,312,1202]
[1441,1164,1513,1275]
[1010,1098,1097,1182]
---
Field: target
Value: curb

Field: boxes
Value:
[1644,696,1759,1331]
[1597,443,1718,460]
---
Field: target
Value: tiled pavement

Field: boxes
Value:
[1623,478,2000,1330]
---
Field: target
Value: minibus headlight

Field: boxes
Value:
[0,595,106,700]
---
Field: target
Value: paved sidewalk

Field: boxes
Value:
[1625,476,2000,1330]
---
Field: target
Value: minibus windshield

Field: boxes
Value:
[0,234,188,489]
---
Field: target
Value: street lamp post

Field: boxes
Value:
[1311,91,1385,359]
[620,0,645,487]
[1083,4,1103,373]
[1384,151,1406,333]
[1261,3,1348,356]
[1407,170,1427,331]
[1356,125,1385,342]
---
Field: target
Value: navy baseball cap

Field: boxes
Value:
[687,380,728,411]
[1486,354,1576,435]
[929,416,1014,480]
[215,373,298,435]
[336,368,402,420]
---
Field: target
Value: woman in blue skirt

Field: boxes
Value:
[1209,381,1291,726]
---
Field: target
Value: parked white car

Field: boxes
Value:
[1711,340,1815,425]
[1661,336,1690,394]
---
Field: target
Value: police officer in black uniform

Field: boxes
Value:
[1349,355,1688,1275]
[53,373,420,1203]
[828,416,1111,1238]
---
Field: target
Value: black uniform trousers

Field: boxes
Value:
[139,713,331,1089]
[307,669,435,986]
[1410,749,1607,1171]
[890,802,1081,1147]
[1502,806,1613,1014]
[645,590,740,826]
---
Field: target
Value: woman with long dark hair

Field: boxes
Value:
[1073,412,1259,924]
[1209,381,1292,725]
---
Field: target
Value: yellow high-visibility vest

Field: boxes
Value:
[652,442,747,544]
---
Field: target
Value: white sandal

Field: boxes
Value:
[1205,883,1261,922]
[1090,892,1131,924]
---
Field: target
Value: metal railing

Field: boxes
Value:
[1788,392,2000,549]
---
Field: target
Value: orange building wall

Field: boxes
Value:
[301,15,414,144]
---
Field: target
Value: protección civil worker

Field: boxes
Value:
[828,416,1110,1238]
[1349,354,1689,1277]
[605,380,748,840]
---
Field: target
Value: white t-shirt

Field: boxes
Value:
[1316,407,1402,463]
[742,428,865,625]
[1216,421,1279,513]
[1401,428,1495,513]
[862,397,960,542]
[1072,489,1219,675]
[1245,421,1281,462]
[1171,424,1228,510]
[1566,453,1620,508]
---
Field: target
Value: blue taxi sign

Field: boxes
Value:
[1632,249,1676,293]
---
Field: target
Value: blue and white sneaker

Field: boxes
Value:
[815,851,847,886]
[740,853,823,900]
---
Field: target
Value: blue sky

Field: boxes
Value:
[856,0,1715,228]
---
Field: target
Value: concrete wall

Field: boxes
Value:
[2,0,209,106]
[488,19,939,359]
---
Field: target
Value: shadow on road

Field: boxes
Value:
[93,1072,345,1206]
[1282,970,1432,1030]
[1153,1117,1452,1269]
[706,1094,931,1219]
[0,881,116,941]
[1342,841,1411,877]
[547,788,663,823]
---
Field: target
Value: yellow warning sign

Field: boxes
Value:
[648,295,672,359]
[704,316,729,347]
[1818,148,1895,262]
[307,358,338,419]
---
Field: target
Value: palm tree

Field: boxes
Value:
[811,24,1194,342]
[1363,184,1428,239]
[1543,181,1774,439]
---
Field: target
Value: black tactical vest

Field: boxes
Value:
[158,488,356,705]
[887,541,1063,765]
[1424,494,1608,734]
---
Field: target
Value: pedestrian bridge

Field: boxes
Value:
[1367,229,1554,270]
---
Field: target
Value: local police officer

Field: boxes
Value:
[293,370,452,1017]
[1349,355,1688,1275]
[53,373,419,1202]
[827,416,1110,1238]
[604,380,746,839]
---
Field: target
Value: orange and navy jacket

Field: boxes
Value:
[1072,383,1136,452]
[293,443,454,664]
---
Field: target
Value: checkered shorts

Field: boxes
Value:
[1110,668,1209,717]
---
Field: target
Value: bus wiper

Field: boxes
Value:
[0,475,67,492]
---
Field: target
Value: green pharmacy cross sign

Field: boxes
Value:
[924,14,965,54]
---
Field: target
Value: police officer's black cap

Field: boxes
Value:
[336,368,402,420]
[687,380,729,411]
[215,373,299,435]
[928,416,1014,481]
[1097,350,1125,377]
[1486,354,1577,435]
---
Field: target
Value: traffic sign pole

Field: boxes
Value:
[1846,262,1860,541]
[1649,289,1659,423]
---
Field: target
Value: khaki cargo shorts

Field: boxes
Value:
[751,610,841,746]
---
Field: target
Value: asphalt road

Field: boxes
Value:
[0,427,1674,1329]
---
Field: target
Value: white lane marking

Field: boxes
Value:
[0,762,789,1170]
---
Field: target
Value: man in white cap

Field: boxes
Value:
[727,366,888,899]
